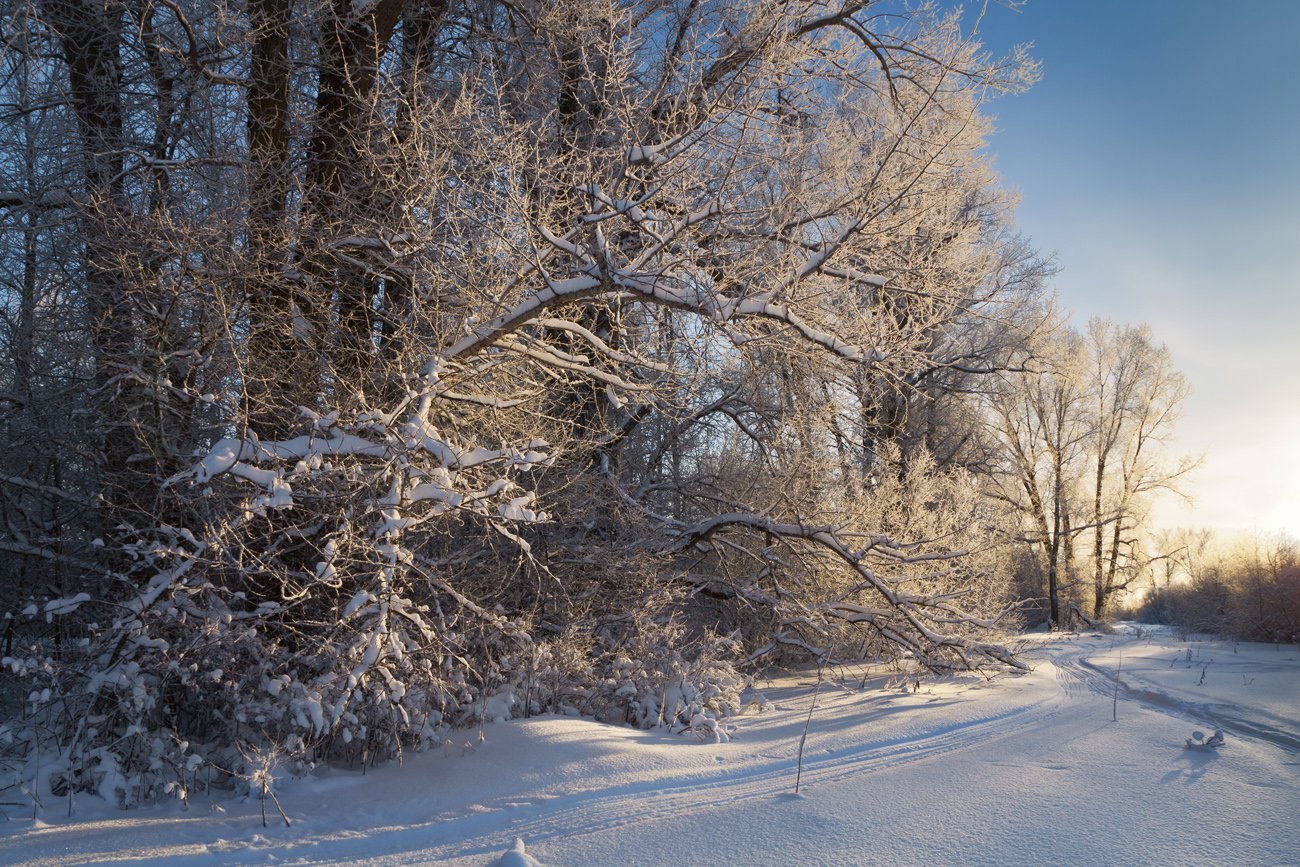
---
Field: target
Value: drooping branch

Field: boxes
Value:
[670,512,1027,671]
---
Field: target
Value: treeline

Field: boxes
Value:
[0,0,1191,805]
[1136,532,1300,643]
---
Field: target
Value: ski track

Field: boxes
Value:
[399,703,1061,864]
[400,634,1299,865]
[287,647,1098,864]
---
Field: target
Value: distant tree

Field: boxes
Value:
[1230,534,1299,641]
[1138,531,1299,643]
[1083,318,1197,618]
[985,325,1092,628]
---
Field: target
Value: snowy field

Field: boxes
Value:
[1,626,1296,866]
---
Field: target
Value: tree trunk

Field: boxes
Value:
[1048,451,1062,629]
[1096,513,1124,619]
[42,0,150,529]
[244,0,303,437]
[1091,449,1107,618]
[302,0,405,401]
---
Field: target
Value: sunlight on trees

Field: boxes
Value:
[0,0,1205,807]
[982,318,1197,626]
[1137,532,1299,642]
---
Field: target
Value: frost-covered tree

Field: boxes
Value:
[985,318,1195,625]
[1,0,1047,805]
[1083,318,1196,618]
[984,325,1092,627]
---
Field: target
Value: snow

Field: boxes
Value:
[491,838,542,866]
[1,627,1296,866]
[498,494,542,523]
[41,593,90,619]
[626,143,665,165]
[190,437,246,483]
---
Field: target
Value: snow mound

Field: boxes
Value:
[492,837,543,866]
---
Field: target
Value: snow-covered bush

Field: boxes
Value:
[0,409,550,805]
[475,604,748,740]
[597,617,745,738]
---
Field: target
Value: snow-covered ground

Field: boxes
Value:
[2,626,1297,866]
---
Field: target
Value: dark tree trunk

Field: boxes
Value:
[42,0,149,528]
[302,0,405,400]
[244,0,304,437]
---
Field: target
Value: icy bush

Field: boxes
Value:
[514,597,747,737]
[0,414,752,809]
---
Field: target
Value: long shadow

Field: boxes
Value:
[1160,746,1220,786]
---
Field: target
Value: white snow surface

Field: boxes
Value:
[3,627,1297,866]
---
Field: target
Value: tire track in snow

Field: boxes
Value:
[1040,635,1300,755]
[1068,651,1300,754]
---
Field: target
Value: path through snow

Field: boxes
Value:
[1,627,1296,865]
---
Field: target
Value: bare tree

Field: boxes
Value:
[1084,318,1196,617]
[985,325,1092,628]
[1140,531,1298,643]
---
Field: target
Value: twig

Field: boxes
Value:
[263,779,291,829]
[1112,644,1122,722]
[794,660,825,795]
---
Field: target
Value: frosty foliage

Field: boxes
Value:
[517,596,745,737]
[0,413,744,803]
[0,0,1045,808]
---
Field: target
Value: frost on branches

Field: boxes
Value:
[0,1,1042,807]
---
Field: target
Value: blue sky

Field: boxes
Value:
[960,0,1300,538]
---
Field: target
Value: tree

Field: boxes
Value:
[985,318,1196,626]
[1,0,1046,803]
[1084,318,1196,617]
[1137,531,1298,642]
[985,324,1093,628]
[0,5,98,610]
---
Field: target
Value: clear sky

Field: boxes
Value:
[959,0,1300,539]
